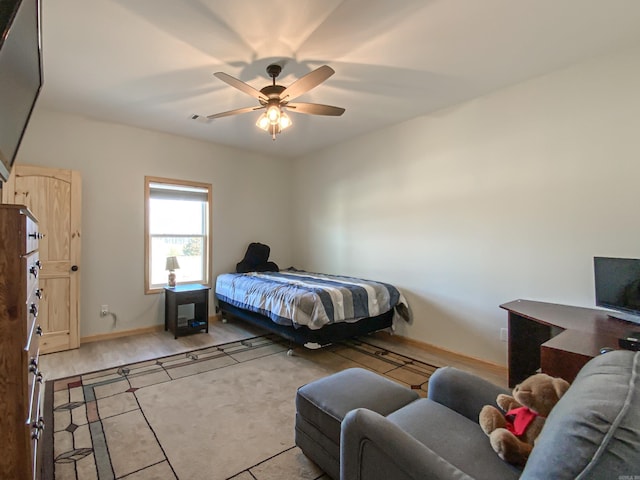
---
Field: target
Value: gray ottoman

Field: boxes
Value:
[295,367,420,480]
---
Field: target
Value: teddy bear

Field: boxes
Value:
[479,373,570,467]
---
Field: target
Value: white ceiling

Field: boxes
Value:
[38,0,640,158]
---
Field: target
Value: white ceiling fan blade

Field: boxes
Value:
[286,102,345,116]
[191,114,214,123]
[191,105,264,122]
[280,65,335,102]
[214,72,268,102]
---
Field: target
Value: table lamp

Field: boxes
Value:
[165,256,180,287]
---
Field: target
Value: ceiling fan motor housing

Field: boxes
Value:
[260,64,286,105]
[266,64,282,79]
[259,85,286,104]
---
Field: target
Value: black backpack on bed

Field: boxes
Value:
[236,242,279,273]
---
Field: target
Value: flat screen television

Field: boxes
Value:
[0,0,42,182]
[594,257,640,325]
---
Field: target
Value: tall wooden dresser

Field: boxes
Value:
[0,204,45,479]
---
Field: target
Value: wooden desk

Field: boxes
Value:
[500,299,632,386]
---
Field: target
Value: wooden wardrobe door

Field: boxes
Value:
[2,165,81,353]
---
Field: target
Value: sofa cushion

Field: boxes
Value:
[296,368,419,445]
[387,398,521,480]
[522,350,640,480]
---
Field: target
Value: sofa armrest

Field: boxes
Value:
[340,408,474,480]
[427,367,510,423]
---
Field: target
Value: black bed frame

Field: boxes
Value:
[217,300,394,348]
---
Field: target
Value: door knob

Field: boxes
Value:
[71,265,79,272]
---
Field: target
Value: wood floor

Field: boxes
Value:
[39,319,508,388]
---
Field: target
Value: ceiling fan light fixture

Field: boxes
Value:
[257,112,292,140]
[266,103,281,125]
[279,112,292,130]
[256,113,270,131]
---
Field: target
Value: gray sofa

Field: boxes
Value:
[295,350,640,480]
[340,350,640,479]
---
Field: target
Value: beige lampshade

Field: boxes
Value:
[165,256,180,271]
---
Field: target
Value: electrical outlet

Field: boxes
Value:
[500,328,508,342]
[100,305,109,316]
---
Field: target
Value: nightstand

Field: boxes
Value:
[164,284,211,339]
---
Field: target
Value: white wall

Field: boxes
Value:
[13,46,640,364]
[292,47,640,365]
[16,110,293,337]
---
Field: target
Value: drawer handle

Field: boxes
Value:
[30,303,38,318]
[31,417,45,440]
[29,261,43,278]
[28,232,44,239]
[29,358,38,374]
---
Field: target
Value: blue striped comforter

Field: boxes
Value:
[215,270,408,330]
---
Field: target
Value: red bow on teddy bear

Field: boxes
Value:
[504,406,540,436]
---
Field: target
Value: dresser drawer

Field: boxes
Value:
[27,365,42,426]
[25,214,41,255]
[25,252,41,296]
[30,387,44,480]
[26,336,42,425]
[25,289,42,351]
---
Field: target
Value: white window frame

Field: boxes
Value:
[144,176,212,294]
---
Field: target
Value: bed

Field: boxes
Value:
[215,269,409,349]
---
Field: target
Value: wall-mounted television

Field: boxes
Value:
[594,257,640,325]
[0,0,43,182]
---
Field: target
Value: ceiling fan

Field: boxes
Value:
[192,64,345,140]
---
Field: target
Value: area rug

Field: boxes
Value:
[43,334,438,480]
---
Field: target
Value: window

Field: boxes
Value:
[144,176,212,293]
